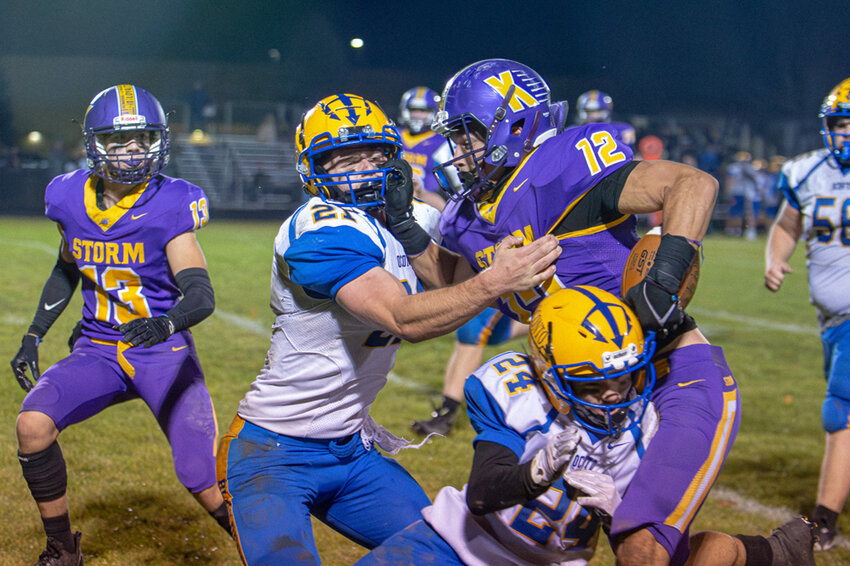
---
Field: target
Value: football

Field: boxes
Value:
[621,226,700,308]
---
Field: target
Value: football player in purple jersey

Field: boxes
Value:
[378,59,803,566]
[10,85,228,565]
[398,86,453,210]
[576,89,637,147]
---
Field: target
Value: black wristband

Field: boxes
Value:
[29,255,81,337]
[387,216,432,256]
[165,267,215,332]
[647,234,696,293]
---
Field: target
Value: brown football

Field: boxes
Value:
[620,227,700,308]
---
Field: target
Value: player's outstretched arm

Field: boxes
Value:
[764,202,802,292]
[335,235,559,342]
[11,242,80,391]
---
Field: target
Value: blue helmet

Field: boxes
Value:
[399,86,441,135]
[819,78,850,166]
[432,59,554,200]
[576,89,613,124]
[83,85,170,184]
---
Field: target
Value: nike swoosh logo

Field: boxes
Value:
[172,345,188,352]
[677,379,706,387]
[44,299,66,311]
[607,442,628,449]
[131,213,148,220]
[512,178,529,192]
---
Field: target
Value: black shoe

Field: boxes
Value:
[767,517,816,566]
[411,405,457,436]
[36,531,83,566]
[813,523,837,552]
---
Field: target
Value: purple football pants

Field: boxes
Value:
[21,332,217,493]
[611,344,741,565]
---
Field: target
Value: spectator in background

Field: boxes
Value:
[187,80,214,133]
[256,112,278,143]
[724,150,758,238]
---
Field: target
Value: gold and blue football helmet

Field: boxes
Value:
[528,286,656,437]
[83,84,170,184]
[819,78,850,166]
[295,94,402,208]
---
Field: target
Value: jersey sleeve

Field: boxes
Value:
[169,178,210,236]
[465,375,527,458]
[284,224,384,299]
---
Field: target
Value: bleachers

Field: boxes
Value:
[171,133,302,214]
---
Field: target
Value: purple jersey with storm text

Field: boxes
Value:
[45,169,210,341]
[440,123,637,323]
[401,128,451,194]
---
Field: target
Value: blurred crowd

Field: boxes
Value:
[0,93,816,233]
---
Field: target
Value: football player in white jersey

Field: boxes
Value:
[765,77,850,552]
[356,286,816,566]
[215,94,561,565]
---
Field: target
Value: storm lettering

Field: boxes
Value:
[72,239,145,264]
[473,225,536,269]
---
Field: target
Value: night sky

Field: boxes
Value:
[1,0,848,120]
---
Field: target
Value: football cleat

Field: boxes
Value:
[766,517,816,566]
[411,404,457,436]
[36,531,83,566]
[813,523,837,552]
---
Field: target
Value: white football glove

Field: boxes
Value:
[530,425,580,486]
[563,469,622,517]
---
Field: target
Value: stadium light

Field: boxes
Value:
[350,38,364,49]
[26,131,43,144]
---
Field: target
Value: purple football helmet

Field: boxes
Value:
[84,84,170,184]
[432,59,554,200]
[576,90,613,124]
[399,86,441,135]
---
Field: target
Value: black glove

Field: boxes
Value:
[115,315,175,348]
[624,234,696,343]
[382,158,432,255]
[11,334,40,392]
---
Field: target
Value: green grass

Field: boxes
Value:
[1,216,848,565]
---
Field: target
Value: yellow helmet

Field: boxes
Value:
[528,285,657,436]
[819,78,850,165]
[295,93,402,208]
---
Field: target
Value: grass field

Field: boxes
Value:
[1,215,848,565]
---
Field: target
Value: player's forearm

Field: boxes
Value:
[28,254,81,337]
[765,225,798,269]
[165,267,215,331]
[466,441,546,515]
[388,269,505,342]
[409,242,467,289]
